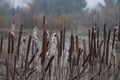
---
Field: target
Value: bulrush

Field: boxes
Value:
[8,32,11,54]
[45,55,54,72]
[50,32,59,79]
[76,48,83,65]
[112,29,116,49]
[0,37,3,55]
[83,40,86,62]
[10,23,16,54]
[58,30,62,64]
[5,58,9,80]
[68,34,74,68]
[17,24,23,59]
[63,26,65,50]
[106,30,111,65]
[102,24,107,64]
[28,48,39,66]
[41,30,47,66]
[1,20,120,79]
[76,35,79,51]
[12,55,16,80]
[25,36,32,69]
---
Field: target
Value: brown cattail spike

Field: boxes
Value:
[0,37,3,55]
[58,30,63,58]
[76,36,79,51]
[8,32,11,54]
[68,34,74,67]
[118,22,120,41]
[106,30,111,65]
[83,40,86,62]
[41,30,47,65]
[17,24,23,59]
[43,16,46,30]
[11,34,14,54]
[63,26,65,50]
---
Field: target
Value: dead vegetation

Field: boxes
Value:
[0,16,120,80]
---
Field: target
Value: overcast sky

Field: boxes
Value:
[86,0,105,9]
[7,0,105,9]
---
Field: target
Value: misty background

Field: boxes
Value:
[0,0,120,30]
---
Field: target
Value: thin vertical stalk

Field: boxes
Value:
[0,37,3,55]
[32,40,35,67]
[106,30,111,65]
[43,16,46,30]
[68,34,74,68]
[25,36,32,68]
[11,35,14,54]
[41,30,47,66]
[63,23,65,50]
[12,55,16,80]
[17,24,23,59]
[76,36,79,51]
[8,32,11,54]
[83,40,86,62]
[58,30,63,59]
[6,58,9,80]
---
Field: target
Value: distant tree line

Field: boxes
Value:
[0,0,119,30]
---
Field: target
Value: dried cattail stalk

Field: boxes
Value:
[118,27,120,41]
[11,34,14,54]
[76,48,83,65]
[74,64,88,79]
[58,30,63,65]
[26,70,36,80]
[98,40,104,60]
[83,40,86,62]
[91,28,94,73]
[90,28,94,65]
[43,16,46,30]
[25,36,32,68]
[88,29,91,51]
[97,28,99,48]
[72,56,76,66]
[31,40,35,67]
[82,53,90,67]
[106,30,111,65]
[112,29,116,49]
[28,48,39,66]
[45,55,54,72]
[76,35,79,51]
[17,24,23,59]
[41,30,47,65]
[6,58,9,80]
[0,37,3,54]
[21,54,24,69]
[58,30,63,58]
[93,27,97,58]
[99,42,106,76]
[8,32,11,54]
[68,34,74,67]
[63,26,65,50]
[98,40,104,49]
[12,55,16,80]
[79,64,88,76]
[102,24,107,64]
[103,24,107,42]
